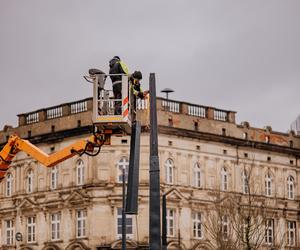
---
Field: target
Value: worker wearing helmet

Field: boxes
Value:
[109,56,129,115]
[130,71,144,99]
[129,71,149,120]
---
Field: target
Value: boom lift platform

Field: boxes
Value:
[0,69,138,182]
[84,70,132,135]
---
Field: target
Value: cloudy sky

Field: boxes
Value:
[0,0,299,132]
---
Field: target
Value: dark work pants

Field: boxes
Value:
[113,82,122,115]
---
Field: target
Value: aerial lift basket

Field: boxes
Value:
[84,72,132,134]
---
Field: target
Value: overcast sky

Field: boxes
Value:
[0,0,299,132]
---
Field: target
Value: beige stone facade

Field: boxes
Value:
[0,98,299,249]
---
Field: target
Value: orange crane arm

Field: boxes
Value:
[0,133,108,180]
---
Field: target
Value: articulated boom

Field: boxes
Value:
[0,130,111,181]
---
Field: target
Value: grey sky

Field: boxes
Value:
[0,0,299,132]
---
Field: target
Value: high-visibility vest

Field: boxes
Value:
[119,61,129,75]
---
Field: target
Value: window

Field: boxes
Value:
[5,220,14,245]
[50,166,58,190]
[222,215,229,240]
[117,208,133,239]
[221,167,228,191]
[192,212,203,239]
[27,216,36,243]
[6,173,13,197]
[27,169,34,193]
[76,159,84,185]
[76,210,86,238]
[287,221,296,246]
[117,157,129,183]
[167,208,175,237]
[51,213,61,240]
[193,163,201,188]
[265,173,272,196]
[242,170,249,194]
[165,159,174,184]
[287,176,295,200]
[265,219,274,244]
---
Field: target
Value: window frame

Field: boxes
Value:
[222,215,229,240]
[6,173,13,197]
[167,208,175,237]
[264,219,274,245]
[27,216,36,243]
[287,176,295,200]
[5,219,14,245]
[165,159,174,185]
[116,207,133,239]
[50,166,58,190]
[51,213,61,241]
[265,173,272,197]
[76,210,87,238]
[117,157,129,183]
[26,169,34,193]
[221,167,228,191]
[287,221,296,246]
[193,163,201,188]
[76,159,85,186]
[192,212,203,239]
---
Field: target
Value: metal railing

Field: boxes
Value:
[188,105,206,118]
[46,106,63,119]
[71,100,88,114]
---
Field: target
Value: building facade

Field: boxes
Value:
[0,97,299,249]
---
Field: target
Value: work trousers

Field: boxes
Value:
[113,82,122,115]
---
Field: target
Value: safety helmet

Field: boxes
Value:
[132,71,142,80]
[109,56,121,67]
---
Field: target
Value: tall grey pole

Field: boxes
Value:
[149,73,161,249]
[126,121,141,214]
[122,167,126,250]
[162,194,167,250]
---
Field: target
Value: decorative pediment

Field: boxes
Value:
[15,197,37,210]
[66,240,91,250]
[42,242,61,250]
[111,239,138,249]
[64,190,90,205]
[164,187,188,202]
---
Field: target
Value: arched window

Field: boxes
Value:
[221,167,228,191]
[26,169,34,193]
[165,159,174,184]
[117,157,129,183]
[287,176,295,200]
[76,159,84,186]
[265,173,272,196]
[242,170,249,194]
[6,173,13,197]
[193,163,201,188]
[50,166,58,190]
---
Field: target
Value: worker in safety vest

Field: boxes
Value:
[109,56,129,115]
[129,71,149,120]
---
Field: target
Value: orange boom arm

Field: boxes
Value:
[0,133,109,180]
